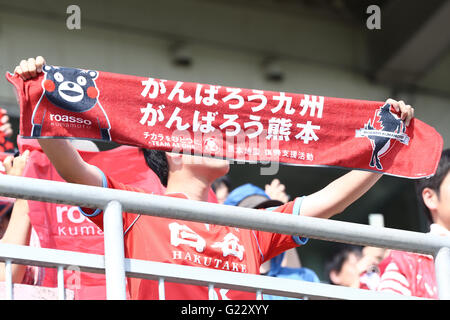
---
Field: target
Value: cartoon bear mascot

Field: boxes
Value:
[31,65,111,141]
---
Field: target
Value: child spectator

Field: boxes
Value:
[377,149,450,299]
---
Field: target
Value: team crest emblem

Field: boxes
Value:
[355,103,410,170]
[204,137,220,154]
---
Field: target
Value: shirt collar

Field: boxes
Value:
[429,223,450,237]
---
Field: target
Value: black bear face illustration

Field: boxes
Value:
[42,65,99,113]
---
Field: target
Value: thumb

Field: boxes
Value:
[3,155,13,174]
[22,149,30,159]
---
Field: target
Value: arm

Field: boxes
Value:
[281,248,301,268]
[300,99,414,220]
[301,171,382,219]
[0,151,31,283]
[0,200,31,283]
[14,56,103,187]
[38,139,103,187]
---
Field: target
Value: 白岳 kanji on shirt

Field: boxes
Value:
[80,170,308,300]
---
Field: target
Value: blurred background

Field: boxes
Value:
[0,0,449,280]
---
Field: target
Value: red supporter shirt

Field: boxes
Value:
[376,224,450,299]
[80,170,307,300]
[377,250,437,299]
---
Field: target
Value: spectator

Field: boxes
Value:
[357,214,389,290]
[224,181,284,209]
[225,180,320,299]
[325,244,363,288]
[15,56,415,300]
[358,245,388,290]
[0,150,37,284]
[263,250,320,300]
[325,242,387,290]
[224,179,298,272]
[377,149,450,299]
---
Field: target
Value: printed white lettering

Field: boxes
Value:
[50,113,92,125]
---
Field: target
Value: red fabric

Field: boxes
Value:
[82,178,303,300]
[6,66,443,179]
[19,139,164,299]
[377,250,438,299]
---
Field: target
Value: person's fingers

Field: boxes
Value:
[27,57,37,77]
[398,100,415,126]
[270,178,280,186]
[405,105,414,126]
[0,123,10,131]
[385,98,399,113]
[2,155,13,174]
[0,114,12,136]
[22,149,30,158]
[14,65,22,77]
[12,151,29,175]
[385,99,415,126]
[14,65,26,80]
[15,150,30,163]
[19,59,31,80]
[35,56,46,73]
[398,100,407,121]
[0,123,12,137]
[1,114,9,124]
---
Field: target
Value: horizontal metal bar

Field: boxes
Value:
[0,243,425,300]
[0,175,448,255]
[0,243,105,274]
[124,256,425,300]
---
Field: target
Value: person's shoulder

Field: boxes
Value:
[102,172,146,194]
[263,197,304,215]
[381,250,424,273]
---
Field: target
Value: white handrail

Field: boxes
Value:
[0,174,448,299]
[0,243,427,300]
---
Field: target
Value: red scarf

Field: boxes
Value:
[6,65,443,178]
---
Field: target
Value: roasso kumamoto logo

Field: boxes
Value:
[31,65,112,141]
[355,103,410,170]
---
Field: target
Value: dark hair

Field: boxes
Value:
[212,175,231,192]
[324,244,362,285]
[141,148,169,187]
[415,149,450,225]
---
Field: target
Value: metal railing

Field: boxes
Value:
[0,174,449,300]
